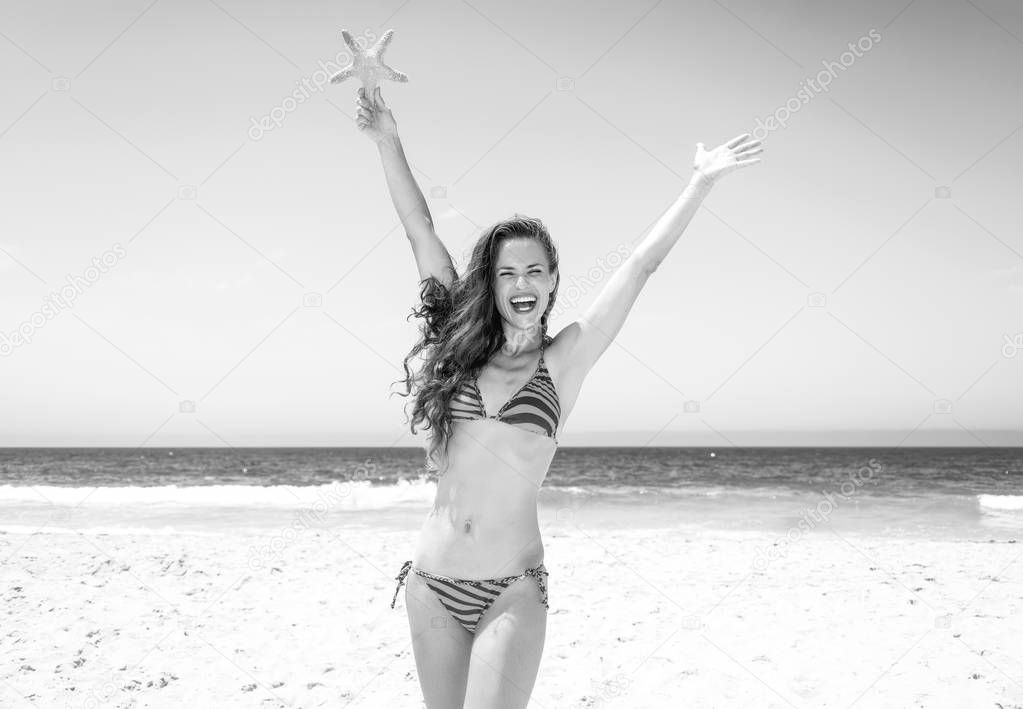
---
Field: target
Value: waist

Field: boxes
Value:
[413,510,544,578]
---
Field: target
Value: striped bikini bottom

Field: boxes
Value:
[391,559,549,635]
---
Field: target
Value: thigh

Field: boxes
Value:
[463,575,548,709]
[404,571,474,708]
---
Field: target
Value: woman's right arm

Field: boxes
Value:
[357,87,457,290]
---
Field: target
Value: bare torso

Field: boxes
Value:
[411,333,583,578]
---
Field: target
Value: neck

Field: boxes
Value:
[499,323,543,356]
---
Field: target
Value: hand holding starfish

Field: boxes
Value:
[356,86,397,144]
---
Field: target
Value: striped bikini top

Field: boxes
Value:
[449,344,561,443]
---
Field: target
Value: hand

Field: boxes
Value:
[356,86,398,143]
[692,133,762,185]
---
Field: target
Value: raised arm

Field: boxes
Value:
[562,133,762,375]
[356,87,457,290]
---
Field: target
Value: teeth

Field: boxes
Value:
[511,296,536,304]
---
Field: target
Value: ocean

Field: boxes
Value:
[1,447,1020,540]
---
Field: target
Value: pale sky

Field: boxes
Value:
[1,0,1021,447]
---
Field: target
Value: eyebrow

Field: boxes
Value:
[497,263,545,270]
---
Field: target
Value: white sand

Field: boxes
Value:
[2,524,1021,708]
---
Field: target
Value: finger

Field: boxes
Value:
[737,147,763,157]
[726,133,751,149]
[734,140,762,153]
[375,86,387,108]
[736,157,762,167]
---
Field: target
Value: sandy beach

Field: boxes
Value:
[3,519,1021,709]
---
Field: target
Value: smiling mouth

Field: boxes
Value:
[510,295,537,313]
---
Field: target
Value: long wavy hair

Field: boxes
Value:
[391,214,560,476]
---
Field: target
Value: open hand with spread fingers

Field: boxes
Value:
[693,133,763,185]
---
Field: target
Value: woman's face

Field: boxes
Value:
[493,237,556,336]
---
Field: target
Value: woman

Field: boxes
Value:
[355,86,761,708]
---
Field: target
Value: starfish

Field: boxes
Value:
[330,28,408,96]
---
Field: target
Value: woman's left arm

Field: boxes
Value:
[562,133,762,375]
[633,133,762,272]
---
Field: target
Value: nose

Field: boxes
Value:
[515,275,528,287]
